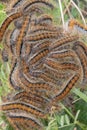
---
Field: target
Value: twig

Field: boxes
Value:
[63,0,72,18]
[58,0,65,27]
[71,0,86,25]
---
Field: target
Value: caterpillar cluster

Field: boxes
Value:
[0,0,87,130]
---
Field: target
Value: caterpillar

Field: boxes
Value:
[9,60,20,90]
[48,73,80,109]
[7,112,43,130]
[45,58,80,71]
[50,35,79,51]
[73,44,87,83]
[32,41,50,54]
[13,91,49,105]
[67,19,87,34]
[24,31,62,43]
[0,12,23,42]
[43,65,72,79]
[29,25,60,34]
[19,72,54,92]
[1,102,45,117]
[35,14,53,25]
[1,0,87,129]
[16,15,30,57]
[23,5,44,16]
[23,0,54,13]
[49,49,77,59]
[7,0,24,9]
[29,48,49,66]
[21,42,31,58]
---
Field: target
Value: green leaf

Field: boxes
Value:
[59,124,75,130]
[72,88,87,103]
[75,99,87,125]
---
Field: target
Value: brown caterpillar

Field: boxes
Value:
[16,15,30,57]
[7,112,43,130]
[30,24,60,34]
[10,59,53,94]
[50,35,79,51]
[45,58,80,71]
[43,66,71,79]
[68,19,87,34]
[35,14,53,25]
[6,116,19,130]
[32,41,50,54]
[19,72,54,92]
[12,91,49,109]
[21,42,31,58]
[13,91,49,104]
[23,0,54,13]
[49,49,77,59]
[23,5,44,15]
[0,12,22,42]
[24,31,62,43]
[73,44,87,83]
[1,102,45,118]
[7,0,24,10]
[74,41,87,56]
[48,73,80,109]
[29,48,49,66]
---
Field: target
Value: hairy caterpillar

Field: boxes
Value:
[16,15,30,57]
[45,58,80,71]
[1,102,45,117]
[23,0,54,12]
[24,31,62,43]
[67,19,87,34]
[29,48,49,66]
[50,35,79,51]
[0,12,22,42]
[7,112,43,130]
[48,73,80,109]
